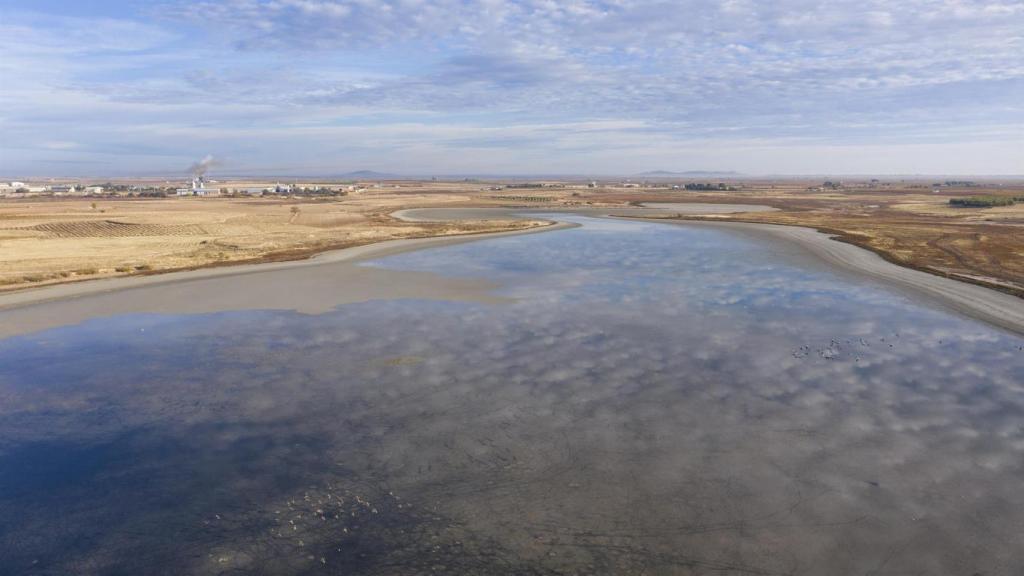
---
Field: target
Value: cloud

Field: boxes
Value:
[0,1,1022,174]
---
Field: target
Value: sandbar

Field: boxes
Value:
[0,222,571,339]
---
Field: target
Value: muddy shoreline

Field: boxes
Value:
[0,221,573,338]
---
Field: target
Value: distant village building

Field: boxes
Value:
[49,184,77,195]
[0,182,25,194]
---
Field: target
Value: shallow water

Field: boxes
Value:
[1,216,1022,575]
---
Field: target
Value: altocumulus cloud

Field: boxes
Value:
[0,0,1021,175]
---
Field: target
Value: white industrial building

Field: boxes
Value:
[177,177,213,196]
[0,182,46,194]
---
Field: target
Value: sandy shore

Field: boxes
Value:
[391,203,776,222]
[393,207,1024,335]
[0,222,572,339]
[639,202,779,214]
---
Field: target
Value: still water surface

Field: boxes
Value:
[1,217,1022,574]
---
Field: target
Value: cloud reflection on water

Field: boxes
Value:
[0,218,1022,574]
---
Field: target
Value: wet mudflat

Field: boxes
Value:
[0,216,1022,575]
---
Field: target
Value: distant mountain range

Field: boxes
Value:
[636,170,741,177]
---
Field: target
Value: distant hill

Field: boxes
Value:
[338,170,401,179]
[637,170,740,177]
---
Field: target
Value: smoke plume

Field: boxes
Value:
[188,155,219,177]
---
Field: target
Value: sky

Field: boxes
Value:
[0,0,1022,177]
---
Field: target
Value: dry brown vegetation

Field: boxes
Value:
[0,184,550,291]
[2,177,1023,297]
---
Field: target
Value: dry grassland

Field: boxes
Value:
[0,185,548,291]
[2,178,1023,297]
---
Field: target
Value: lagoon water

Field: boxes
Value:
[1,216,1022,575]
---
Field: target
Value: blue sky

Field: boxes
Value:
[1,0,1022,176]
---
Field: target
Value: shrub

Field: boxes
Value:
[949,196,1015,208]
